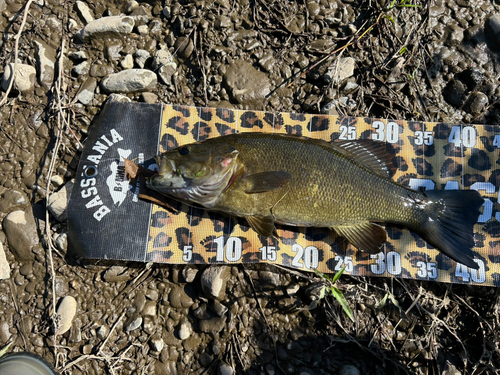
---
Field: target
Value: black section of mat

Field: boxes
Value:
[68,102,161,261]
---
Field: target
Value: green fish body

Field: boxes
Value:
[147,133,484,269]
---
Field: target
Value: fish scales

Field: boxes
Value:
[147,132,484,269]
[212,134,417,228]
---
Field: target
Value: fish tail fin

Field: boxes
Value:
[415,190,483,270]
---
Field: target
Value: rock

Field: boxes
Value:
[458,68,483,91]
[286,284,300,296]
[181,267,198,283]
[47,181,74,221]
[50,175,64,187]
[121,54,134,69]
[210,300,228,317]
[134,49,150,69]
[174,36,194,59]
[258,270,280,287]
[73,61,90,76]
[258,53,274,72]
[96,325,108,340]
[199,316,226,334]
[223,60,270,109]
[324,57,355,84]
[69,51,87,61]
[1,63,36,93]
[215,16,231,29]
[485,14,500,50]
[75,1,94,24]
[124,316,142,331]
[129,6,150,26]
[150,335,164,352]
[103,266,130,282]
[445,24,464,47]
[77,77,97,105]
[168,284,194,308]
[0,189,28,212]
[152,48,175,70]
[77,16,135,41]
[101,69,157,93]
[219,363,234,375]
[201,266,230,300]
[158,64,177,87]
[106,93,132,103]
[90,64,113,77]
[3,210,39,261]
[55,296,77,335]
[0,242,10,280]
[55,232,68,252]
[142,301,156,316]
[463,92,488,115]
[34,40,56,89]
[141,92,157,103]
[339,364,360,375]
[137,25,148,35]
[177,320,192,340]
[443,79,467,107]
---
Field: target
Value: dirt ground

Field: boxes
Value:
[1,0,500,374]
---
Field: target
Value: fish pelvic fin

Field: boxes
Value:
[333,222,387,254]
[246,215,276,237]
[415,189,484,270]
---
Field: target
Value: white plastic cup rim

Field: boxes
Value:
[0,352,58,375]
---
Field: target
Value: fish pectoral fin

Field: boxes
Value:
[246,215,276,237]
[243,171,292,194]
[333,222,387,254]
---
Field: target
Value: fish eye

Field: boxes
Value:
[178,146,189,156]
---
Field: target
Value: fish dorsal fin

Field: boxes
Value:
[246,215,276,237]
[335,140,396,178]
[243,171,292,194]
[333,222,387,254]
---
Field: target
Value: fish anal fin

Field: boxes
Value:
[246,215,276,237]
[336,140,396,178]
[333,222,387,254]
[243,171,292,194]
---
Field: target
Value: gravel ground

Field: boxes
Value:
[1,0,500,374]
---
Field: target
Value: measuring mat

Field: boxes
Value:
[67,103,500,286]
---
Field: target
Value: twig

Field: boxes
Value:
[47,36,67,369]
[0,0,34,106]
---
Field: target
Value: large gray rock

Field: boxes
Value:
[200,266,230,300]
[101,69,157,93]
[3,210,39,261]
[76,16,134,41]
[1,63,36,93]
[223,60,270,109]
[0,242,10,280]
[34,40,56,89]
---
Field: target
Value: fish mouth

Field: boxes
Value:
[147,160,238,208]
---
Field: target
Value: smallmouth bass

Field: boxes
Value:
[146,133,484,269]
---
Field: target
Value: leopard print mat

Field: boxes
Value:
[138,104,499,287]
[69,103,500,286]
